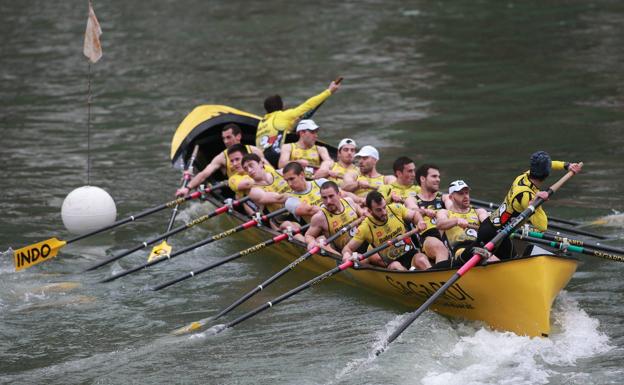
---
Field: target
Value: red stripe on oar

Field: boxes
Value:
[215,206,229,214]
[183,172,192,180]
[338,260,354,270]
[273,233,289,242]
[190,191,201,199]
[457,255,480,275]
[242,220,257,229]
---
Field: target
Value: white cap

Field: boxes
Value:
[338,138,357,150]
[354,145,379,160]
[448,180,470,194]
[296,119,319,132]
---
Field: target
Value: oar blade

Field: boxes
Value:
[172,317,211,336]
[13,238,67,271]
[148,241,172,262]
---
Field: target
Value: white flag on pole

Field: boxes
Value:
[83,2,102,63]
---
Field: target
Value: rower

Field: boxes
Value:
[405,163,452,265]
[314,138,358,184]
[282,162,327,225]
[176,124,264,196]
[257,79,341,165]
[341,191,429,271]
[278,119,332,179]
[304,181,364,254]
[463,151,582,260]
[342,145,396,197]
[241,153,292,227]
[435,180,497,267]
[378,156,420,204]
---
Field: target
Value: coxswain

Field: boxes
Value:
[378,156,420,204]
[257,79,341,165]
[435,180,497,267]
[304,181,364,254]
[461,151,582,261]
[278,119,333,179]
[176,124,264,196]
[342,145,396,197]
[314,138,359,184]
[341,191,429,271]
[405,163,452,265]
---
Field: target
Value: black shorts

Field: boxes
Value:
[420,228,443,241]
[389,248,417,269]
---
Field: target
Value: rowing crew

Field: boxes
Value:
[176,125,582,270]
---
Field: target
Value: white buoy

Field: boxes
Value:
[61,186,117,234]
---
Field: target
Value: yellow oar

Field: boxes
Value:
[149,145,200,262]
[12,181,226,272]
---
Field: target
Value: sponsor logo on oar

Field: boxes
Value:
[13,238,66,271]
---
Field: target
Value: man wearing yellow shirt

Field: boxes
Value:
[176,124,264,197]
[278,119,333,179]
[435,180,497,267]
[257,79,341,164]
[378,156,420,205]
[467,151,582,260]
[342,146,396,197]
[304,181,364,254]
[341,191,429,271]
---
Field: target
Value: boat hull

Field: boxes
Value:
[205,197,578,338]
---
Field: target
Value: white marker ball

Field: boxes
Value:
[61,186,117,234]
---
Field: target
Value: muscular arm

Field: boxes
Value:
[304,212,328,246]
[314,146,333,178]
[476,207,489,222]
[188,154,225,190]
[383,175,397,185]
[435,209,455,230]
[278,144,293,169]
[341,171,359,192]
[248,187,286,206]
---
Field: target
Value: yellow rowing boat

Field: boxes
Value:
[170,105,579,337]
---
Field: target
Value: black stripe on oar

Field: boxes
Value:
[211,228,419,333]
[214,216,364,320]
[99,208,288,283]
[377,165,581,355]
[470,197,581,227]
[151,224,311,291]
[511,233,624,263]
[85,196,246,272]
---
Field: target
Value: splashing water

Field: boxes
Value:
[420,292,611,385]
[590,210,624,228]
[331,292,611,385]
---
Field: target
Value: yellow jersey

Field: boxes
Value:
[354,203,410,264]
[257,167,291,212]
[228,173,254,199]
[490,161,565,232]
[378,182,421,202]
[443,207,481,250]
[321,199,359,250]
[286,179,324,223]
[328,162,358,183]
[256,90,331,150]
[354,174,386,197]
